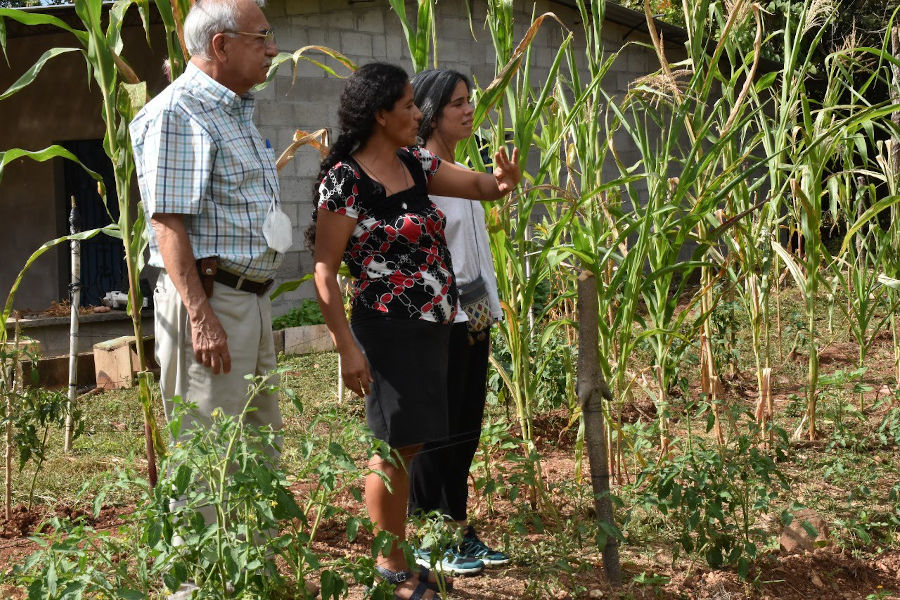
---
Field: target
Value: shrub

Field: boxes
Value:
[273,299,325,330]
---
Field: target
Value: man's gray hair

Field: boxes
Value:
[184,0,266,58]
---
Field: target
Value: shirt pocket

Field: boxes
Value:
[214,140,271,203]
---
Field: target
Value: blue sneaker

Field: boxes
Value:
[457,530,511,567]
[414,546,485,575]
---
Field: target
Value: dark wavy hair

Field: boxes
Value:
[410,69,471,143]
[306,62,410,249]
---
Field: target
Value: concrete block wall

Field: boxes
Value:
[257,0,673,316]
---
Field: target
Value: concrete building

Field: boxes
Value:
[0,0,684,318]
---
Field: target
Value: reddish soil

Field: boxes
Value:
[11,300,99,319]
[1,335,899,597]
[300,443,900,599]
[0,450,898,599]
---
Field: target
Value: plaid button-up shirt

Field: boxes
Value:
[131,63,282,282]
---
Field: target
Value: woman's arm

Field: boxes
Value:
[427,147,521,200]
[313,210,373,397]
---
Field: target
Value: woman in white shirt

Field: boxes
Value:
[408,69,510,573]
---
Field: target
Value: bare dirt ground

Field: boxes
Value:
[0,331,898,598]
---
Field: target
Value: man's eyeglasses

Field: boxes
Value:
[223,29,276,46]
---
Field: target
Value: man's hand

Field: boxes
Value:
[190,304,231,374]
[152,213,232,375]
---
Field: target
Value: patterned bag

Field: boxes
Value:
[458,276,493,343]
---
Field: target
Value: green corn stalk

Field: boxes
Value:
[698,0,787,442]
[596,0,770,456]
[387,0,437,73]
[0,0,347,486]
[826,26,900,412]
[769,0,900,439]
[0,0,190,486]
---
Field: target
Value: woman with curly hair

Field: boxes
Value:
[311,62,519,600]
[407,68,510,575]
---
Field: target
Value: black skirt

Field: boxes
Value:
[351,311,451,448]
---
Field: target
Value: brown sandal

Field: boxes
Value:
[375,566,443,600]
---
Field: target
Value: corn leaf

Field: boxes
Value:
[0,47,81,102]
[2,226,120,326]
[0,8,89,54]
[263,46,355,89]
[0,146,103,186]
[473,12,569,129]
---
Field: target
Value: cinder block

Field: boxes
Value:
[93,335,156,390]
[320,10,355,30]
[372,34,387,59]
[277,26,308,53]
[341,32,373,58]
[265,0,287,17]
[302,25,327,46]
[384,33,403,59]
[627,51,649,72]
[442,17,474,41]
[272,328,285,355]
[355,9,384,33]
[284,0,320,16]
[256,101,292,128]
[283,324,334,355]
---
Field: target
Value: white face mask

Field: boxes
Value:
[263,200,292,254]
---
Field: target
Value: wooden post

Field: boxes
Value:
[576,271,622,587]
[65,196,80,453]
[891,26,900,389]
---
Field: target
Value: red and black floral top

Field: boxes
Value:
[317,146,458,324]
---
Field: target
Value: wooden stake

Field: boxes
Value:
[576,271,621,587]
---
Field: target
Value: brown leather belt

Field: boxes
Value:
[214,268,274,296]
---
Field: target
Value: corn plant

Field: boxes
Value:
[0,1,351,489]
[767,0,900,439]
[555,0,636,483]
[593,0,770,456]
[0,0,191,486]
[826,31,900,411]
[387,0,436,73]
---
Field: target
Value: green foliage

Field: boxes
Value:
[10,376,386,599]
[272,299,326,330]
[876,406,900,447]
[487,324,574,413]
[617,0,684,26]
[629,408,790,575]
[0,342,83,512]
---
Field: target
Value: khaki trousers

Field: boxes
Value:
[155,274,283,530]
[154,273,283,442]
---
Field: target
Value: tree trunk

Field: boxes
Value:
[576,271,622,587]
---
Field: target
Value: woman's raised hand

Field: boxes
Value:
[493,146,521,194]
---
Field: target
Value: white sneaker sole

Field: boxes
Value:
[414,555,484,575]
[166,583,199,600]
[477,556,511,567]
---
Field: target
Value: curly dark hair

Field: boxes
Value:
[306,62,410,249]
[410,69,471,143]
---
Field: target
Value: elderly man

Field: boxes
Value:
[131,0,285,596]
[132,0,283,440]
